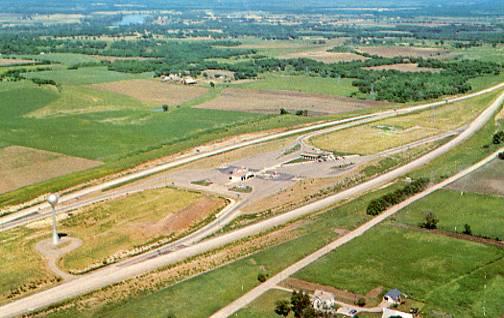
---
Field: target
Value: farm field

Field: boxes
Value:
[283,50,368,63]
[195,87,386,115]
[447,158,504,197]
[237,37,346,58]
[364,63,440,73]
[17,53,100,66]
[0,146,101,194]
[310,89,501,155]
[453,44,504,64]
[234,73,358,97]
[22,66,153,85]
[0,58,35,66]
[294,224,504,318]
[396,189,504,239]
[58,187,226,272]
[357,46,450,58]
[91,79,209,106]
[26,85,147,118]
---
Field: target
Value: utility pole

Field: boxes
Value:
[48,194,59,246]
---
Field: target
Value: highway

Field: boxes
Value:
[1,89,502,318]
[2,82,503,231]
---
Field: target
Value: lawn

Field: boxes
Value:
[396,189,504,239]
[235,73,358,97]
[310,89,501,155]
[22,66,152,85]
[235,289,293,318]
[294,225,504,317]
[59,187,226,273]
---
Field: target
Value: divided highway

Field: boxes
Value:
[0,88,502,318]
[2,82,503,231]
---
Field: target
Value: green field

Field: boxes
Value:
[294,224,504,317]
[18,53,100,66]
[22,66,152,85]
[235,73,358,97]
[396,189,504,239]
[453,44,504,64]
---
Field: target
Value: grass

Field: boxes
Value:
[310,89,501,155]
[0,227,57,304]
[294,224,504,317]
[234,73,358,97]
[22,66,153,85]
[453,44,504,64]
[59,187,225,273]
[469,72,504,92]
[235,289,293,318]
[17,53,100,66]
[26,85,147,118]
[396,189,504,240]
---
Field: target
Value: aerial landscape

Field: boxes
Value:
[0,0,503,317]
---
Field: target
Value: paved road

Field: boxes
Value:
[209,148,504,318]
[1,90,502,318]
[2,82,503,230]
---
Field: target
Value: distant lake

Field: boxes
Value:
[116,14,148,26]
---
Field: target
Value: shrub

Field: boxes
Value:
[257,273,268,282]
[492,131,504,144]
[367,178,429,215]
[420,211,439,229]
[463,224,472,235]
[280,108,289,115]
[498,152,504,160]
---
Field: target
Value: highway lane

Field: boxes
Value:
[1,90,502,318]
[2,82,503,231]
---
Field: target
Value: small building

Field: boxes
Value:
[300,151,336,162]
[312,290,336,312]
[382,308,413,318]
[182,77,197,85]
[228,168,255,183]
[383,288,403,305]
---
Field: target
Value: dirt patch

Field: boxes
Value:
[284,51,368,63]
[0,146,102,194]
[447,159,504,197]
[358,46,450,58]
[366,286,384,298]
[365,63,440,73]
[91,79,208,106]
[0,58,35,66]
[196,88,387,115]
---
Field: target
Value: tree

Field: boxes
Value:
[280,108,289,115]
[274,300,291,317]
[291,290,311,318]
[492,131,504,144]
[210,81,215,88]
[420,211,439,229]
[257,273,268,282]
[162,104,169,112]
[463,224,472,235]
[301,307,318,318]
[499,152,504,160]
